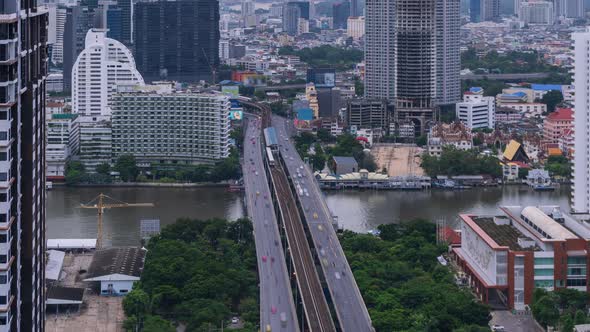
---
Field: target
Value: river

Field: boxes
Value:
[47,185,572,246]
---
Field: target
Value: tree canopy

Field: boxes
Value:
[341,219,491,331]
[123,218,258,331]
[420,146,502,178]
[278,45,363,71]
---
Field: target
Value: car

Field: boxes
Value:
[321,258,328,266]
[256,191,260,196]
[280,312,287,327]
[491,325,505,332]
[313,212,318,219]
[320,248,325,256]
[335,272,341,280]
[271,306,277,314]
[231,317,239,324]
[262,255,267,262]
[300,165,304,169]
[271,256,275,263]
[266,324,272,332]
[255,171,259,176]
[318,224,324,231]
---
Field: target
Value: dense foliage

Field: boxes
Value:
[545,155,571,179]
[123,218,258,332]
[64,161,112,185]
[531,288,590,330]
[462,49,563,74]
[540,90,564,113]
[294,132,377,172]
[340,219,491,331]
[420,146,502,178]
[278,45,363,71]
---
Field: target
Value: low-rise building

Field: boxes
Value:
[347,16,365,40]
[456,92,495,129]
[71,116,112,172]
[543,107,573,145]
[46,113,77,180]
[331,156,358,175]
[452,205,590,310]
[427,122,473,156]
[111,84,231,166]
[83,247,146,296]
[347,98,389,130]
[497,102,547,118]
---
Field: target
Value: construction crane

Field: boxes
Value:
[80,193,154,249]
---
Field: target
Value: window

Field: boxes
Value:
[0,233,7,243]
[534,268,554,276]
[567,279,587,287]
[0,255,7,264]
[0,296,7,305]
[568,256,586,265]
[534,280,554,288]
[534,257,554,265]
[0,274,7,284]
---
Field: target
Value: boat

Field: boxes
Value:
[532,184,555,191]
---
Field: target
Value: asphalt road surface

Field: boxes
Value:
[242,115,299,332]
[272,116,374,332]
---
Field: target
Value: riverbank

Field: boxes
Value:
[53,181,234,188]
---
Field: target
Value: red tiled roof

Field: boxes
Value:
[46,102,65,108]
[547,108,573,121]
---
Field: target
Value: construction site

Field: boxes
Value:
[45,194,154,332]
[371,143,425,177]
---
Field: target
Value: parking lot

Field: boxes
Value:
[490,310,543,332]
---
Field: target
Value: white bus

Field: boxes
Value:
[266,147,275,167]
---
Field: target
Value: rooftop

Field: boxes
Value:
[47,286,85,304]
[546,107,573,121]
[85,247,145,279]
[471,216,539,251]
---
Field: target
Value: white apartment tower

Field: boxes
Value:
[72,29,144,116]
[572,28,590,213]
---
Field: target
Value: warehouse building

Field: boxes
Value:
[452,205,590,310]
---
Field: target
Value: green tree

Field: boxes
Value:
[143,315,175,332]
[95,162,111,176]
[416,135,427,147]
[123,288,150,319]
[354,79,364,96]
[115,155,139,182]
[575,310,588,324]
[65,161,86,185]
[541,90,564,113]
[532,295,560,327]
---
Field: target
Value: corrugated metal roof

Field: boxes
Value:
[521,206,578,240]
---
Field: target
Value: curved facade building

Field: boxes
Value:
[72,29,144,116]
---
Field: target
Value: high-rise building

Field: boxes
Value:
[351,0,363,16]
[134,0,220,83]
[364,0,396,100]
[347,16,365,40]
[283,3,302,35]
[573,28,590,213]
[118,0,133,46]
[111,84,231,164]
[72,29,145,116]
[470,0,500,22]
[106,6,122,41]
[0,1,48,331]
[333,1,351,29]
[365,0,460,135]
[519,1,554,25]
[436,0,461,105]
[63,5,95,91]
[555,0,584,18]
[394,0,437,134]
[50,5,68,65]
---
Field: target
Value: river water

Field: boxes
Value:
[47,185,571,246]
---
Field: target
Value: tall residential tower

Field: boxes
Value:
[572,28,590,214]
[0,1,49,330]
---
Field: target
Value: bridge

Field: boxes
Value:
[242,101,374,332]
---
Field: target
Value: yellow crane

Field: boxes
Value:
[80,193,155,249]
